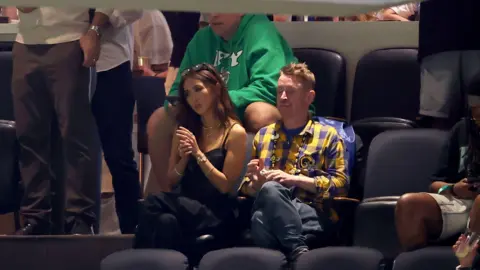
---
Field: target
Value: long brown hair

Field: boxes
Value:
[177,63,239,138]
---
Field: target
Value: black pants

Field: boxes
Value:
[134,192,235,264]
[91,61,140,234]
[11,41,100,230]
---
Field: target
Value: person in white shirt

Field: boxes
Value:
[133,10,173,78]
[93,10,143,234]
[12,7,112,235]
[381,3,418,21]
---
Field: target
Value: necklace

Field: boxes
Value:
[202,122,221,138]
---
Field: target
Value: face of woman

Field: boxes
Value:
[182,77,216,116]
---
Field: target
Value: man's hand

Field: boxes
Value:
[17,7,37,13]
[79,30,100,67]
[453,179,477,200]
[454,234,478,268]
[263,169,297,187]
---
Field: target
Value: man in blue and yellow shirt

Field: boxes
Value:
[239,63,349,261]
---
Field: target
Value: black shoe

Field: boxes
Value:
[13,223,50,235]
[66,219,94,235]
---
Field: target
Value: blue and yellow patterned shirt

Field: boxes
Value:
[240,119,349,221]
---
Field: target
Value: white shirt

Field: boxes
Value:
[390,3,417,19]
[16,7,113,45]
[96,10,143,72]
[133,10,173,65]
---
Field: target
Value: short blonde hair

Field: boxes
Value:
[280,62,316,91]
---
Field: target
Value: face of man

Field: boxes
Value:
[276,73,315,120]
[208,13,243,40]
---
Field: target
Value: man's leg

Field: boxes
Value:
[243,102,281,133]
[11,43,53,234]
[251,181,307,257]
[395,192,471,251]
[146,105,176,192]
[419,51,462,129]
[46,41,100,233]
[92,62,141,234]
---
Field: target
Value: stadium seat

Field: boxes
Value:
[0,120,20,218]
[295,247,384,270]
[293,48,346,119]
[350,48,420,122]
[0,51,13,121]
[198,247,286,270]
[101,249,188,270]
[131,76,166,189]
[353,129,448,259]
[392,247,459,270]
[351,117,419,198]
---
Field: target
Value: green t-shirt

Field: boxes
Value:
[167,14,298,120]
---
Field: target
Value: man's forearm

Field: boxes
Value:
[294,175,317,193]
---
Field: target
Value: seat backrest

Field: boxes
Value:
[132,77,166,154]
[199,248,285,270]
[293,48,346,119]
[0,51,13,121]
[363,129,448,199]
[295,247,384,270]
[0,120,20,213]
[351,48,420,122]
[392,247,458,270]
[350,117,418,199]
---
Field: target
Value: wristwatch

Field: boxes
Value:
[88,25,101,37]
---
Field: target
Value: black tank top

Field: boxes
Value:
[177,123,237,217]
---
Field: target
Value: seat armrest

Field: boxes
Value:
[363,196,400,203]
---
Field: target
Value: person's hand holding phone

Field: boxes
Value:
[453,179,478,200]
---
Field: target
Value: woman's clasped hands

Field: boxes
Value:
[176,127,200,158]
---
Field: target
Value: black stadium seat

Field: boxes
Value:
[295,247,384,270]
[353,129,448,259]
[198,248,286,270]
[392,247,459,270]
[101,249,188,270]
[350,48,420,122]
[0,51,14,121]
[293,48,346,119]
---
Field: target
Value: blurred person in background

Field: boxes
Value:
[133,10,173,78]
[381,3,418,21]
[163,11,201,93]
[12,7,111,235]
[93,10,143,234]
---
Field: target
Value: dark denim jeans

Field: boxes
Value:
[250,181,328,255]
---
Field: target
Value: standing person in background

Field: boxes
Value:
[12,7,112,235]
[417,0,480,129]
[163,11,201,93]
[93,10,143,234]
[133,10,173,78]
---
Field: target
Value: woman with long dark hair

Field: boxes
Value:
[134,63,247,258]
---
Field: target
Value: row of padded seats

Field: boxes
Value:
[101,246,459,270]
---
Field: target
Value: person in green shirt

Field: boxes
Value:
[147,13,297,192]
